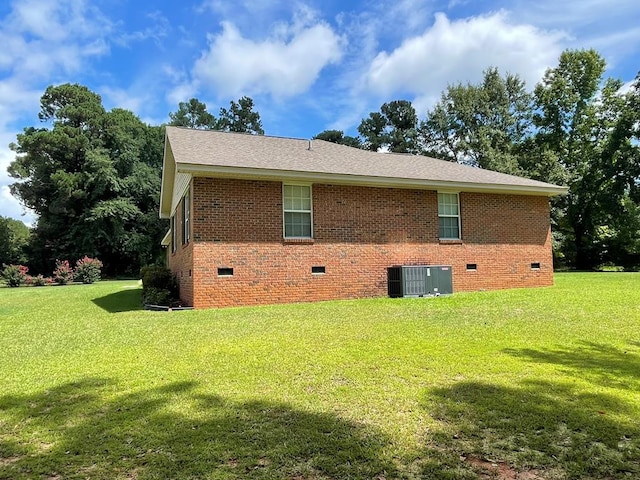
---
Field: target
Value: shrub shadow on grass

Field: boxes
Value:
[504,341,640,391]
[0,378,395,479]
[419,341,640,478]
[419,379,640,479]
[92,287,143,313]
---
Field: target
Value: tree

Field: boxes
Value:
[0,216,29,266]
[419,68,532,175]
[218,96,264,135]
[313,130,362,148]
[8,84,166,275]
[168,98,218,129]
[169,96,264,135]
[532,49,636,270]
[358,100,418,153]
[589,73,640,268]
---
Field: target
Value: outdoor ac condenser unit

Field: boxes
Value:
[387,265,453,298]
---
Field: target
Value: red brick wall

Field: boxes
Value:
[167,183,194,306]
[182,178,553,308]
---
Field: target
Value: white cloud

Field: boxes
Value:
[0,185,35,226]
[0,0,114,223]
[191,14,344,99]
[0,139,36,226]
[100,87,150,115]
[512,0,640,30]
[113,10,170,47]
[364,11,565,103]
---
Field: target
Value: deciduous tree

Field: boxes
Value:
[8,84,166,275]
[313,130,362,148]
[419,68,532,175]
[358,100,418,153]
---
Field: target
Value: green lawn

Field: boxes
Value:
[0,273,638,479]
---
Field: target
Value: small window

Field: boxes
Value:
[283,184,312,238]
[182,188,190,245]
[218,267,234,276]
[311,266,325,274]
[466,263,477,271]
[531,262,541,270]
[438,192,460,240]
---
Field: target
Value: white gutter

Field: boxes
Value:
[177,163,569,197]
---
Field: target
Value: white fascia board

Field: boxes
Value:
[159,136,176,219]
[160,229,171,246]
[177,163,569,197]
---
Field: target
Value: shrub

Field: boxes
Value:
[28,274,50,287]
[74,256,103,284]
[142,287,172,306]
[140,265,178,306]
[53,260,74,285]
[1,264,28,287]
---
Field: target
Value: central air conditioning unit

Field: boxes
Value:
[387,265,453,298]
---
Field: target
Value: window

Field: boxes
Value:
[283,184,312,238]
[311,266,325,274]
[531,262,541,270]
[170,216,177,253]
[438,192,460,240]
[218,267,234,276]
[182,188,190,245]
[466,263,477,271]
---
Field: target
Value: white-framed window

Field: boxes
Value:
[182,188,190,245]
[283,184,312,238]
[438,192,460,240]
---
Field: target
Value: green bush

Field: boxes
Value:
[53,260,74,285]
[74,256,103,284]
[142,287,172,306]
[1,264,28,287]
[140,265,178,306]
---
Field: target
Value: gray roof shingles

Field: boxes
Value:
[164,126,567,194]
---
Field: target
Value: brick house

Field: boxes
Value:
[160,126,566,309]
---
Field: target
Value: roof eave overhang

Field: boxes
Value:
[159,134,176,219]
[177,163,569,197]
[160,229,171,246]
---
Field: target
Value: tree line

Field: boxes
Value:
[4,89,264,276]
[316,50,640,270]
[3,48,639,275]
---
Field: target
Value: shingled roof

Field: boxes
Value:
[160,126,567,218]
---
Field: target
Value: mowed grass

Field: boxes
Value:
[0,273,638,479]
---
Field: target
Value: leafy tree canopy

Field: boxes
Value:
[0,216,29,266]
[420,68,533,176]
[169,96,264,135]
[358,100,418,153]
[8,84,166,275]
[313,130,362,148]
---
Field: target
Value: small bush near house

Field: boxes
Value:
[53,260,74,285]
[1,264,28,287]
[142,287,172,306]
[74,257,103,284]
[140,265,178,305]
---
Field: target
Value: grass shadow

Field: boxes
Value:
[419,379,639,479]
[0,378,395,479]
[418,342,640,478]
[92,287,143,313]
[504,341,640,390]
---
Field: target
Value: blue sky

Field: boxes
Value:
[1,0,639,224]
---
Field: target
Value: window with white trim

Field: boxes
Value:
[182,188,190,245]
[438,192,460,240]
[283,184,312,238]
